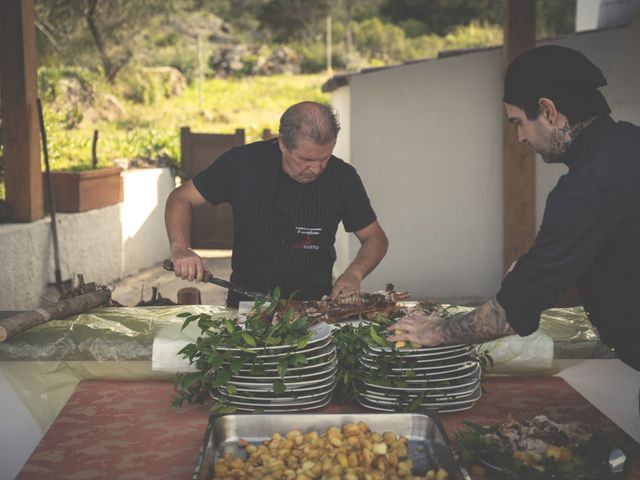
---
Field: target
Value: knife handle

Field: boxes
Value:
[162,258,174,272]
[162,258,214,282]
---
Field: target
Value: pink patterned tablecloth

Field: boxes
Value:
[18,377,640,479]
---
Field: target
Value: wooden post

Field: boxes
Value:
[503,0,536,270]
[0,0,44,222]
[180,127,192,178]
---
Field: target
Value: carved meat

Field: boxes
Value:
[280,285,411,324]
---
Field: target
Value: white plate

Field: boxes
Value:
[223,336,333,360]
[231,358,338,381]
[376,363,480,383]
[232,345,336,369]
[363,344,475,359]
[361,381,480,401]
[212,391,333,408]
[361,349,475,365]
[364,362,480,385]
[366,342,470,354]
[236,349,338,374]
[358,358,479,377]
[245,344,336,367]
[360,385,482,407]
[214,382,336,402]
[231,394,333,413]
[228,369,336,389]
[356,395,477,414]
[225,372,337,392]
[219,377,336,395]
[363,373,480,392]
[216,322,332,353]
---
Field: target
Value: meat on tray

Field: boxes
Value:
[279,284,411,324]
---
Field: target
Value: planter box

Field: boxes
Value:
[46,167,123,213]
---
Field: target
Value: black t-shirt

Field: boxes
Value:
[193,139,376,232]
[497,115,640,370]
[192,139,377,304]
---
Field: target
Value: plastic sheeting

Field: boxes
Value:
[538,307,617,359]
[0,305,229,362]
[437,305,616,375]
[0,304,616,431]
[0,305,232,431]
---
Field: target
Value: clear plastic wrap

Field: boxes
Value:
[0,305,232,430]
[0,305,228,362]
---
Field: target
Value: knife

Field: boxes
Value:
[162,259,270,302]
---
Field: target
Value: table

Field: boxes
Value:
[18,377,640,480]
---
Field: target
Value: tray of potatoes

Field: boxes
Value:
[194,412,470,480]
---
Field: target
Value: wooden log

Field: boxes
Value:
[0,289,111,342]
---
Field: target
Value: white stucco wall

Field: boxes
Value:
[121,168,173,276]
[0,168,174,310]
[333,24,636,302]
[577,0,601,31]
[331,87,352,278]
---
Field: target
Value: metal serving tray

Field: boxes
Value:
[194,413,470,479]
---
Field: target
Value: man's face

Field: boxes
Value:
[279,136,335,184]
[505,103,560,164]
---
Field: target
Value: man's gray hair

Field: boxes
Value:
[278,101,341,150]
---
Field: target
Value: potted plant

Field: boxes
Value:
[45,130,123,213]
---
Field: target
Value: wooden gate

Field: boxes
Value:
[180,127,245,249]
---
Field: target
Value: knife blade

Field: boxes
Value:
[162,259,270,302]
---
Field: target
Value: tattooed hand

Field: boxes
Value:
[388,297,516,346]
[387,311,449,347]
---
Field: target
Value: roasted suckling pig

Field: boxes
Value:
[274,284,411,324]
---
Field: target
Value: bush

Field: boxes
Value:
[117,67,185,105]
[291,41,347,74]
[352,18,407,62]
[37,65,99,103]
[444,21,502,50]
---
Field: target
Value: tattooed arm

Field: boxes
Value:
[387,297,516,346]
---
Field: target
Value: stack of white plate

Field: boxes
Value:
[356,343,482,413]
[211,322,337,412]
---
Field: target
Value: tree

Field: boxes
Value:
[258,0,333,41]
[380,0,575,38]
[36,0,171,82]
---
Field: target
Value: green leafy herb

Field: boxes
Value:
[172,292,314,407]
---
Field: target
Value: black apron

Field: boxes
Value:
[227,154,336,307]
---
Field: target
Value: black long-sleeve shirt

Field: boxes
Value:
[497,115,640,370]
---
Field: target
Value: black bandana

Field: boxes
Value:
[503,45,607,106]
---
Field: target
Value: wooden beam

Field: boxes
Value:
[502,0,536,269]
[0,0,43,222]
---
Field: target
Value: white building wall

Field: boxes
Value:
[0,168,174,310]
[330,88,352,278]
[121,168,173,276]
[340,25,634,302]
[577,0,602,30]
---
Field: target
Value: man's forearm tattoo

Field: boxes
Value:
[438,297,515,344]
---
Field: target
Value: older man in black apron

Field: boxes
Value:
[165,101,388,307]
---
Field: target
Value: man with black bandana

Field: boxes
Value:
[165,101,389,308]
[389,45,640,372]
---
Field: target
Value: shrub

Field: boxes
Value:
[444,21,502,50]
[352,18,406,62]
[37,65,99,103]
[291,41,347,73]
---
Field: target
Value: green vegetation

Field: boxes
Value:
[38,70,329,174]
[0,0,576,199]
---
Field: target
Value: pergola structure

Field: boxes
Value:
[1,0,43,222]
[0,0,536,269]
